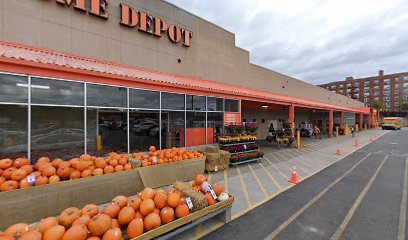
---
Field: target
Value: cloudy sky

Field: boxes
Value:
[166,0,408,85]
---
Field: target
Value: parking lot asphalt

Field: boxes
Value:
[201,129,407,240]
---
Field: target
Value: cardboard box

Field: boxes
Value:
[137,157,206,189]
[0,169,144,229]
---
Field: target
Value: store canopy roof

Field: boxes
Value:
[0,40,369,114]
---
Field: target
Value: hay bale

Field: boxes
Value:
[206,152,221,162]
[173,181,208,212]
[204,146,219,153]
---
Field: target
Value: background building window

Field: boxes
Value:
[0,74,28,103]
[31,78,84,106]
[87,84,127,108]
[207,97,224,111]
[224,99,239,112]
[186,95,206,111]
[161,111,185,149]
[0,105,28,159]
[129,89,159,109]
[161,92,185,110]
[207,112,224,144]
[129,110,159,152]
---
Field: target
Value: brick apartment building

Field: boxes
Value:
[318,70,408,112]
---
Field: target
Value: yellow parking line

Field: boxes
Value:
[237,167,252,209]
[274,152,309,176]
[398,158,407,240]
[248,164,269,198]
[193,222,224,240]
[223,169,229,193]
[259,162,283,191]
[194,223,203,239]
[207,172,212,183]
[264,156,290,181]
[330,155,389,240]
[282,151,319,172]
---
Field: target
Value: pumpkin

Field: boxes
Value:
[57,167,71,180]
[42,166,56,177]
[195,174,206,186]
[0,176,5,186]
[82,204,99,218]
[140,199,155,216]
[101,227,122,240]
[205,193,215,206]
[69,158,79,168]
[112,195,128,209]
[153,191,167,209]
[175,204,189,218]
[61,224,88,240]
[20,165,34,175]
[160,207,174,224]
[102,204,120,219]
[38,163,52,173]
[86,237,101,240]
[110,219,120,229]
[134,211,144,220]
[77,161,90,172]
[37,157,50,163]
[4,223,31,238]
[10,169,27,181]
[149,146,156,152]
[144,213,161,231]
[0,235,15,240]
[72,214,91,227]
[38,217,59,234]
[43,225,65,240]
[218,192,229,201]
[103,166,114,174]
[59,207,81,229]
[167,193,180,208]
[114,165,123,172]
[123,164,132,170]
[0,159,13,169]
[140,188,156,200]
[51,158,64,168]
[80,154,92,162]
[129,196,142,211]
[49,175,60,184]
[88,214,111,237]
[33,171,41,178]
[13,158,29,168]
[118,158,127,166]
[95,158,107,169]
[81,169,92,178]
[60,161,71,169]
[109,159,118,167]
[3,167,16,180]
[35,175,48,186]
[19,178,31,189]
[212,183,223,196]
[117,207,135,226]
[0,180,18,192]
[93,168,103,176]
[127,218,144,238]
[69,170,81,180]
[20,231,42,240]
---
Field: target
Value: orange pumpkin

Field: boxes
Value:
[20,231,42,240]
[129,196,142,211]
[1,180,18,192]
[72,214,91,227]
[101,227,122,240]
[49,175,60,184]
[93,168,103,176]
[134,211,144,220]
[110,219,120,229]
[61,224,88,240]
[175,203,190,218]
[51,158,64,168]
[195,174,206,186]
[118,207,135,226]
[35,175,48,186]
[103,166,114,174]
[69,158,79,168]
[20,165,34,175]
[140,188,156,200]
[118,158,127,166]
[19,178,31,189]
[212,183,223,196]
[153,191,167,209]
[69,170,81,180]
[42,166,57,177]
[38,163,52,173]
[112,195,128,209]
[43,225,65,240]
[10,169,27,181]
[127,218,144,238]
[81,169,92,178]
[59,207,81,229]
[140,199,155,216]
[82,204,99,218]
[149,146,156,152]
[13,158,29,168]
[205,193,215,206]
[0,159,13,169]
[37,157,51,163]
[86,237,101,240]
[114,165,123,172]
[3,167,16,180]
[102,204,120,219]
[57,167,71,180]
[144,213,161,231]
[38,217,59,234]
[4,223,31,238]
[77,161,90,171]
[60,161,72,169]
[88,214,111,237]
[167,193,181,208]
[109,159,118,167]
[95,158,107,169]
[80,154,92,162]
[160,207,174,224]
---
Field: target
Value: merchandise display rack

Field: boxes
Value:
[219,141,263,166]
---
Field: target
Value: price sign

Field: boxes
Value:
[210,190,217,200]
[244,144,247,150]
[201,182,212,193]
[152,156,158,164]
[27,173,36,186]
[186,197,193,210]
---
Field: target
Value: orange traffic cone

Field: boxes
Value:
[288,164,299,184]
[354,139,359,147]
[336,146,341,155]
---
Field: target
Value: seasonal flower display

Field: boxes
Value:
[218,135,257,144]
[220,144,258,153]
[230,152,264,163]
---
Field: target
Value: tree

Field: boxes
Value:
[400,102,408,112]
[371,101,384,110]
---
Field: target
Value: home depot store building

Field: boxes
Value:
[0,0,376,161]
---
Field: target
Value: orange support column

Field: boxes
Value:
[340,112,344,127]
[289,104,295,132]
[359,113,364,131]
[329,110,334,138]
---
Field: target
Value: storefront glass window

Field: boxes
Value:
[129,89,160,109]
[31,106,84,162]
[186,112,206,147]
[129,110,160,152]
[161,92,185,110]
[224,99,239,112]
[186,95,206,111]
[207,112,224,143]
[87,84,127,108]
[207,97,223,111]
[161,111,185,149]
[0,105,28,159]
[87,108,127,156]
[0,74,28,103]
[31,78,84,106]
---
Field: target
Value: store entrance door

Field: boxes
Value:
[93,109,127,154]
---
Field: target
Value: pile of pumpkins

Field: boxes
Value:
[0,152,132,192]
[132,146,204,167]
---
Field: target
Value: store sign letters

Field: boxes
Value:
[54,0,193,47]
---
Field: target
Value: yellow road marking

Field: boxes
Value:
[274,152,309,176]
[194,223,203,239]
[237,167,252,209]
[265,153,372,240]
[207,172,212,183]
[248,164,269,198]
[281,151,319,172]
[223,169,229,193]
[330,155,389,240]
[398,158,407,240]
[264,156,290,181]
[259,162,283,191]
[193,221,224,240]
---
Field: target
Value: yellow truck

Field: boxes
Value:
[382,117,404,130]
